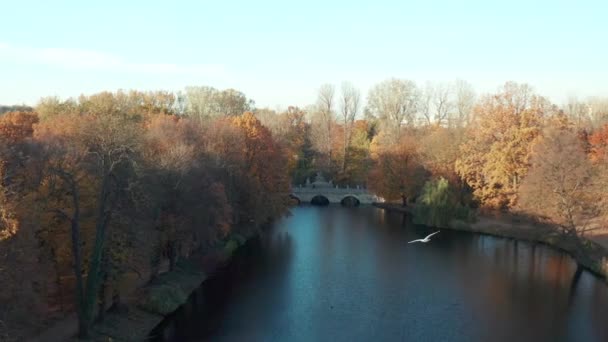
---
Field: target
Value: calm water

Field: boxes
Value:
[168,206,608,342]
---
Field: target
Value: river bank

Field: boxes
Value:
[26,233,251,342]
[373,203,608,279]
[89,234,251,342]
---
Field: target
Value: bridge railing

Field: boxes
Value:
[291,186,370,194]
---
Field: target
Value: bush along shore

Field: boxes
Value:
[374,202,608,280]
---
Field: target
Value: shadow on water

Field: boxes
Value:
[151,206,608,342]
[149,233,295,341]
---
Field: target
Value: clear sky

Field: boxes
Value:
[1,0,606,108]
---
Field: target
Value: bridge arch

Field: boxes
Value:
[311,195,330,206]
[340,195,360,207]
[289,194,301,205]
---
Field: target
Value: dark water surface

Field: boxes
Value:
[164,205,608,342]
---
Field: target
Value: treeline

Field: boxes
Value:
[0,91,289,339]
[251,79,608,238]
[1,80,608,339]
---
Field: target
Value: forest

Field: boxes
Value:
[1,79,608,340]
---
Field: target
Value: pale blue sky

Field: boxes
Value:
[1,0,606,108]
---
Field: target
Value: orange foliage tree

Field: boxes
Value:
[368,132,427,203]
[230,112,290,224]
[455,82,547,208]
[589,124,608,162]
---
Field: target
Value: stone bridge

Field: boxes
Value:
[291,173,384,205]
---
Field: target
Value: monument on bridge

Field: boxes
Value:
[306,172,333,189]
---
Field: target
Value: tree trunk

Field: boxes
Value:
[57,172,86,339]
[168,240,177,272]
[81,173,113,336]
[97,267,108,322]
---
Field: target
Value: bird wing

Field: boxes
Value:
[408,239,423,244]
[425,231,440,240]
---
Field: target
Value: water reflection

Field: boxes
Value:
[168,206,608,342]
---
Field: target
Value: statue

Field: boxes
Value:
[315,172,326,183]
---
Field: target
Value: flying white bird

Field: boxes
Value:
[408,231,440,244]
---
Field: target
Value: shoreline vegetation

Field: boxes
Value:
[373,202,608,279]
[31,232,252,342]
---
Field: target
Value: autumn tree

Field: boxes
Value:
[272,107,313,183]
[368,133,427,203]
[230,112,290,225]
[455,82,546,208]
[0,89,292,340]
[33,111,142,337]
[0,111,55,340]
[0,111,40,239]
[519,126,603,258]
[589,124,608,162]
[419,127,459,178]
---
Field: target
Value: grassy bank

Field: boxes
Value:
[374,203,608,279]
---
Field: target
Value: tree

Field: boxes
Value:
[419,126,463,181]
[366,78,418,139]
[587,97,608,129]
[454,79,476,127]
[413,178,472,227]
[339,82,360,174]
[589,124,608,163]
[419,83,433,126]
[455,82,545,208]
[431,82,453,126]
[310,84,336,170]
[564,96,592,129]
[216,88,255,116]
[34,112,142,337]
[368,133,427,202]
[343,120,372,185]
[0,111,39,143]
[230,112,290,224]
[519,126,602,242]
[180,86,253,122]
[180,86,219,121]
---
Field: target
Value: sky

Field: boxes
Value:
[1,0,607,108]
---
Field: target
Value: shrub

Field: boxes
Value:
[413,178,473,227]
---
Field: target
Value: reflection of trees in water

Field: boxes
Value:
[589,275,608,341]
[567,265,583,308]
[447,234,585,340]
[264,231,295,271]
